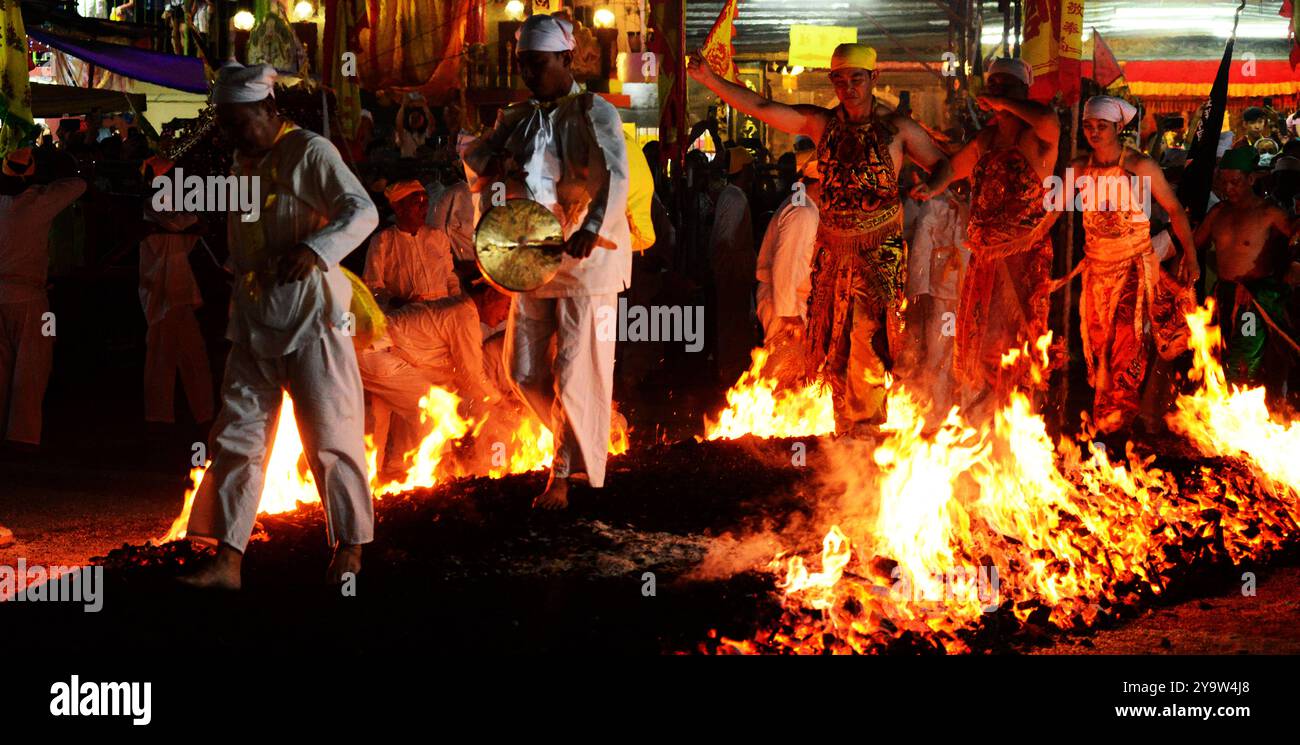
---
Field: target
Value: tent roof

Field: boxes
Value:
[30,83,147,118]
[686,1,1294,62]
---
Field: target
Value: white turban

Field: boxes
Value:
[212,62,277,104]
[987,57,1033,86]
[1083,95,1137,125]
[516,14,576,53]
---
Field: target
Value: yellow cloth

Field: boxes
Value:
[342,265,387,347]
[0,2,33,157]
[830,43,877,73]
[624,129,656,252]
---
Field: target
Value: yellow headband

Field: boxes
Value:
[830,43,877,72]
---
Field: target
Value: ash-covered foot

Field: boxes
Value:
[326,543,363,584]
[178,545,243,590]
[532,474,570,510]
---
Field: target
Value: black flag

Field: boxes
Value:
[1177,1,1244,297]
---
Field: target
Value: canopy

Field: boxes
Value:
[27,28,208,94]
[30,83,146,118]
[1083,59,1300,114]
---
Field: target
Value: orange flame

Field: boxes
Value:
[157,386,628,543]
[710,315,1300,653]
[705,348,835,440]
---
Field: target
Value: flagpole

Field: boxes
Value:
[1176,0,1245,301]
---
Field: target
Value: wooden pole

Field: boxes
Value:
[1056,101,1079,434]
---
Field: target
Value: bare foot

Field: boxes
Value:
[326,544,363,584]
[532,474,569,510]
[178,544,243,590]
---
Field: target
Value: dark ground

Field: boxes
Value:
[4,425,1300,655]
[2,272,1299,655]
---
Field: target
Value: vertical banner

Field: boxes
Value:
[1178,1,1243,299]
[324,0,370,140]
[648,0,686,164]
[0,0,33,156]
[1024,0,1083,105]
[700,0,741,83]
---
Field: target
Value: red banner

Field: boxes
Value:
[1091,27,1121,89]
[649,0,686,164]
[1024,0,1083,106]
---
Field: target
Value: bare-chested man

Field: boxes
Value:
[927,58,1059,420]
[688,43,950,436]
[1195,146,1299,392]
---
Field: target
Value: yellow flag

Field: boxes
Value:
[701,0,741,83]
[0,0,34,156]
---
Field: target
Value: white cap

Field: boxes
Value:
[516,14,576,53]
[212,62,277,104]
[987,57,1033,86]
[1082,95,1137,125]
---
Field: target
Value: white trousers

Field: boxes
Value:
[187,326,374,552]
[357,348,447,476]
[0,298,53,445]
[144,307,214,423]
[505,293,617,487]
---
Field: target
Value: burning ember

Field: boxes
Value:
[157,386,630,544]
[704,308,1300,654]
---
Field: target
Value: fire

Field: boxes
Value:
[705,348,835,440]
[710,312,1300,654]
[157,386,628,544]
[1168,301,1300,492]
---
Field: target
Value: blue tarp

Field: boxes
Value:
[28,28,209,95]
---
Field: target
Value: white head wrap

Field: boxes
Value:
[1082,95,1137,125]
[987,57,1033,86]
[516,14,576,53]
[212,62,277,104]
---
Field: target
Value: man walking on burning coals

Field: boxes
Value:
[689,43,951,437]
[181,63,379,589]
[1071,96,1197,438]
[924,59,1059,421]
[464,14,631,510]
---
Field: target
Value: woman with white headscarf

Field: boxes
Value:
[1070,95,1197,438]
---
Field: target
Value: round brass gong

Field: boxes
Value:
[473,198,565,292]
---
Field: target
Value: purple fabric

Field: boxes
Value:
[28,28,208,94]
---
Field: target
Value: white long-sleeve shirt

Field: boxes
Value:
[363,224,459,303]
[756,194,818,321]
[226,126,378,358]
[465,81,631,298]
[907,193,968,301]
[428,181,476,262]
[0,179,87,304]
